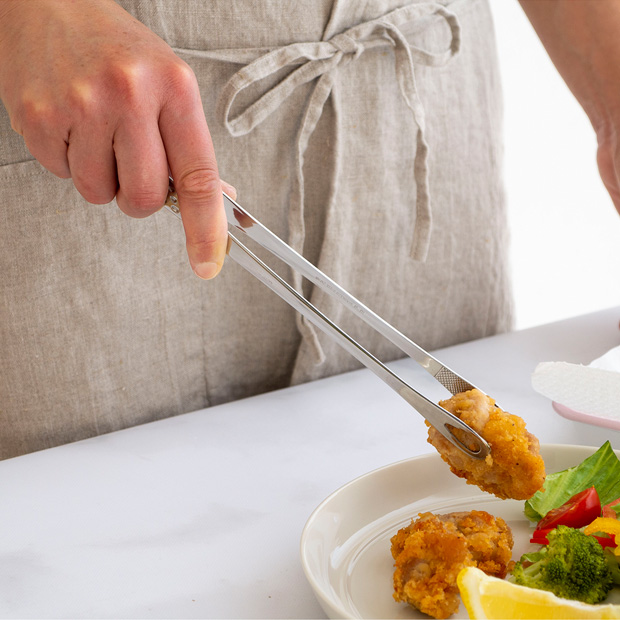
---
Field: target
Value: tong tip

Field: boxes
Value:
[443,423,491,460]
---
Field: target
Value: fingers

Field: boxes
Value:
[16,99,71,179]
[159,63,228,280]
[23,132,71,180]
[113,119,169,216]
[66,122,118,205]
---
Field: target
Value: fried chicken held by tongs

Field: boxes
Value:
[427,388,545,500]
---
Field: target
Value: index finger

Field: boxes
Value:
[159,65,228,280]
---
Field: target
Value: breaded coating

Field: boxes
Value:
[426,388,545,500]
[432,511,513,578]
[391,510,513,619]
[392,517,470,618]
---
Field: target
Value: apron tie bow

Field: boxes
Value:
[181,3,461,364]
[330,32,365,58]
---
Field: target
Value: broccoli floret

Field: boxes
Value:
[606,549,620,586]
[510,525,614,604]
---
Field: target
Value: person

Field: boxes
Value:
[0,0,616,460]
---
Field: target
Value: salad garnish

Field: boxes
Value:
[511,442,620,605]
[525,441,620,522]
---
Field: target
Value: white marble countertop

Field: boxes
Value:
[1,307,619,619]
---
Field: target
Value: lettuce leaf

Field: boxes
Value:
[524,441,620,521]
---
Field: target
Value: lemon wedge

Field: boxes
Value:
[457,566,620,619]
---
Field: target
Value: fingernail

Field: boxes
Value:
[194,261,220,280]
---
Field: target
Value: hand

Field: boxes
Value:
[519,0,620,217]
[595,124,620,214]
[0,0,229,279]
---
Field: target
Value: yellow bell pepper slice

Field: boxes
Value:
[583,517,620,556]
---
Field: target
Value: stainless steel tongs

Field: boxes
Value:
[164,180,490,459]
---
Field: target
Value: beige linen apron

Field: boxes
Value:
[0,0,513,459]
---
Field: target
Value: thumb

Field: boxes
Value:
[158,68,228,279]
[174,168,228,280]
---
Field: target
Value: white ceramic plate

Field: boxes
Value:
[300,444,620,619]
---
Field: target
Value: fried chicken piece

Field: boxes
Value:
[391,510,513,619]
[391,517,470,618]
[426,388,545,500]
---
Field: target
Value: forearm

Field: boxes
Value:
[0,0,23,21]
[519,0,620,132]
[0,1,28,80]
[520,0,620,210]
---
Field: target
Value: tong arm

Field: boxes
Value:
[226,233,490,459]
[219,192,477,396]
[163,183,489,459]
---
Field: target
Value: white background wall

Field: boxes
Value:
[489,1,620,330]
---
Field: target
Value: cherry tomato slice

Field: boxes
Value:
[536,486,601,531]
[603,498,620,519]
[530,528,552,545]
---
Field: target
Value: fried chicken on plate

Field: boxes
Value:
[391,510,513,619]
[426,388,545,500]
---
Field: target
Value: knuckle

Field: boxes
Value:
[106,59,197,111]
[187,234,220,255]
[66,81,97,119]
[73,174,116,205]
[186,220,227,267]
[105,62,144,110]
[16,96,73,144]
[122,187,166,215]
[164,60,198,97]
[176,168,221,202]
[17,96,53,133]
[81,188,116,205]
